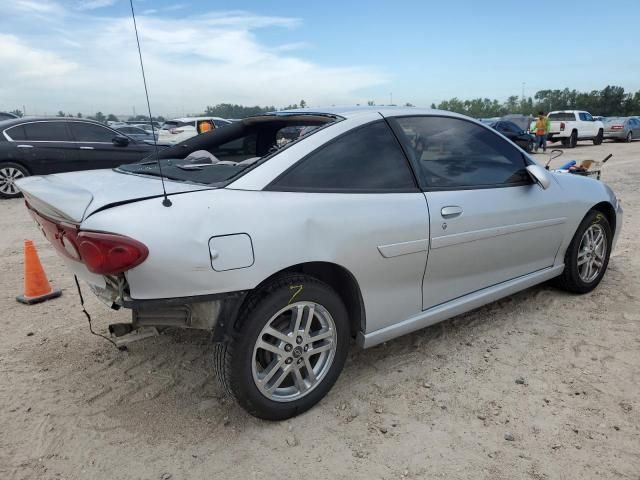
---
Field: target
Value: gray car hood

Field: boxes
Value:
[16,169,212,224]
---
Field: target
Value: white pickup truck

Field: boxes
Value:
[546,110,604,148]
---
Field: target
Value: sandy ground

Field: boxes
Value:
[1,140,639,480]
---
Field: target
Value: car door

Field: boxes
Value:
[5,121,78,174]
[68,121,152,169]
[266,120,430,332]
[389,115,567,309]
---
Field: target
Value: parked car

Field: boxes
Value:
[16,108,622,420]
[489,120,535,152]
[546,110,604,148]
[115,125,158,142]
[159,117,232,144]
[0,117,164,198]
[602,116,639,142]
[0,112,19,122]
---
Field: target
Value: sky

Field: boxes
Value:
[1,0,639,118]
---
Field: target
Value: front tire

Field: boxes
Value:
[593,129,603,145]
[220,274,350,420]
[626,131,633,143]
[0,162,28,199]
[553,210,612,293]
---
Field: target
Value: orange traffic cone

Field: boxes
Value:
[16,240,62,305]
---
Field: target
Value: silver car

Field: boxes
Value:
[16,107,623,420]
[603,116,640,142]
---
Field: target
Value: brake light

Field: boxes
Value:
[611,125,623,130]
[76,232,149,275]
[560,122,565,131]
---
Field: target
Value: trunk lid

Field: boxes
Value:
[16,169,212,224]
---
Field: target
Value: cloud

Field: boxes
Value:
[75,0,118,10]
[0,34,77,78]
[13,0,61,13]
[0,7,387,116]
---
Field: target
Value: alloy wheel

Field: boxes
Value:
[577,224,607,283]
[252,301,337,402]
[0,167,25,196]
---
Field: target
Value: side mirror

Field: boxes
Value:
[112,135,130,147]
[526,164,551,190]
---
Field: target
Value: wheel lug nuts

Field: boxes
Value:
[284,344,292,352]
[297,358,303,364]
[303,345,308,352]
[285,357,292,364]
[296,336,303,345]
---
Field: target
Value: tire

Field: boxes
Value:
[552,210,612,294]
[220,274,350,420]
[626,131,633,143]
[593,129,603,145]
[0,162,28,199]
[568,130,578,148]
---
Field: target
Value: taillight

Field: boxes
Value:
[611,125,623,130]
[76,232,149,275]
[560,122,565,131]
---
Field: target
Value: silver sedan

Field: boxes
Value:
[17,107,623,420]
[603,116,640,142]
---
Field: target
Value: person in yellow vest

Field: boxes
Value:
[533,111,551,153]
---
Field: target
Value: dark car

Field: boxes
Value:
[489,120,535,152]
[0,117,163,198]
[0,112,19,122]
[115,125,158,142]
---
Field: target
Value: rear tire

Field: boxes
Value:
[0,162,28,199]
[568,130,578,148]
[593,129,603,145]
[552,210,612,294]
[219,274,350,420]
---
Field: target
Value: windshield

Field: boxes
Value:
[117,114,338,186]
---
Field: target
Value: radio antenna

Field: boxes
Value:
[129,0,171,207]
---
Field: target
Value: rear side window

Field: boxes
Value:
[22,122,71,141]
[270,121,416,192]
[69,122,115,142]
[548,112,576,121]
[392,116,529,190]
[5,125,27,141]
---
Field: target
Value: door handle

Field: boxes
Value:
[441,206,463,218]
[17,144,34,148]
[79,146,94,150]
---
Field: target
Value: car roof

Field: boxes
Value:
[267,106,474,121]
[0,116,114,129]
[168,116,229,122]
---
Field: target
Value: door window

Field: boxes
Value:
[269,121,417,192]
[392,116,530,190]
[5,125,27,141]
[69,122,116,142]
[21,122,71,141]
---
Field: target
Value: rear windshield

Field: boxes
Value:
[603,117,626,124]
[162,120,193,129]
[548,112,576,121]
[117,114,337,186]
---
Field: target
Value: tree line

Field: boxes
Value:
[432,85,640,118]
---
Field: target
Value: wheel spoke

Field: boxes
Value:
[303,304,315,337]
[309,329,332,343]
[577,250,589,266]
[292,366,307,393]
[256,340,284,356]
[303,357,317,383]
[292,304,304,334]
[308,342,332,355]
[264,326,291,344]
[259,357,285,385]
[266,365,292,393]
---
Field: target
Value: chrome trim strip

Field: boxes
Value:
[377,239,428,258]
[357,264,565,348]
[430,217,567,250]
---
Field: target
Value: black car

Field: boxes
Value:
[489,120,535,152]
[0,112,19,122]
[0,117,163,198]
